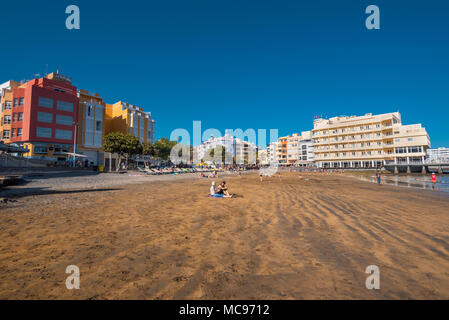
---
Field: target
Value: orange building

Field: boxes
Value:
[105,101,155,144]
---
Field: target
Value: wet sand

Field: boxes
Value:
[1,172,449,299]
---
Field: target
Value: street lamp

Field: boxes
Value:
[73,122,78,167]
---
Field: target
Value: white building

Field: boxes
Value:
[194,133,258,165]
[427,148,449,164]
[312,112,430,168]
[267,142,279,164]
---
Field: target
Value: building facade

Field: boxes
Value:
[0,81,20,144]
[105,101,155,144]
[195,133,258,165]
[1,73,79,161]
[312,112,430,168]
[427,148,449,164]
[77,89,106,165]
[275,131,314,166]
[267,142,278,164]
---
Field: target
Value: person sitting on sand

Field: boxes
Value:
[210,181,218,195]
[216,181,232,198]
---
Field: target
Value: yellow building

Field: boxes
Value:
[0,80,20,144]
[105,101,155,144]
[312,112,430,168]
[76,89,106,165]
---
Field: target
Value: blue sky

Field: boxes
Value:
[1,0,448,147]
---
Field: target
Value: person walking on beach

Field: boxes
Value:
[376,172,381,186]
[431,172,437,191]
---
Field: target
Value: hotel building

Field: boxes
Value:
[312,112,430,168]
[1,73,79,161]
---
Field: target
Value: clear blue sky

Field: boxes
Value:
[1,0,448,147]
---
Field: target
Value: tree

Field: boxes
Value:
[103,132,142,170]
[153,138,177,160]
[142,141,156,157]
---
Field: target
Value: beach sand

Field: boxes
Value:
[1,172,449,299]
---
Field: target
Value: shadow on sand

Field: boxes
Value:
[0,187,121,200]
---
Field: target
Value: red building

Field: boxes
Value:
[10,73,79,161]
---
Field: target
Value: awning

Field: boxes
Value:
[0,142,29,153]
[63,152,88,158]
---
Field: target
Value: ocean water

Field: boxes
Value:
[354,174,449,194]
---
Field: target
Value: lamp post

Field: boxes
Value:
[73,122,78,167]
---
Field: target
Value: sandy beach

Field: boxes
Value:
[1,171,449,299]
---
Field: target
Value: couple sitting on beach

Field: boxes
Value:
[210,181,233,198]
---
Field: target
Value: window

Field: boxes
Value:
[408,146,422,153]
[38,97,54,108]
[37,112,53,123]
[57,100,74,112]
[11,128,16,137]
[55,129,72,140]
[34,145,48,154]
[95,120,102,131]
[2,130,10,139]
[14,98,18,107]
[17,128,22,137]
[4,115,11,124]
[56,115,73,126]
[12,113,17,122]
[36,127,52,138]
[87,106,93,117]
[18,112,23,121]
[5,101,12,109]
[395,138,400,142]
[395,147,407,154]
[19,98,24,106]
[407,138,413,142]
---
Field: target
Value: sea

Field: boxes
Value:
[354,174,449,194]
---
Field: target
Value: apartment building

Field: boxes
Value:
[426,147,449,164]
[77,89,106,165]
[312,112,430,168]
[105,101,155,144]
[257,149,269,165]
[0,73,79,161]
[235,138,258,165]
[0,80,20,143]
[267,142,278,164]
[195,133,258,165]
[277,136,288,164]
[275,131,314,166]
